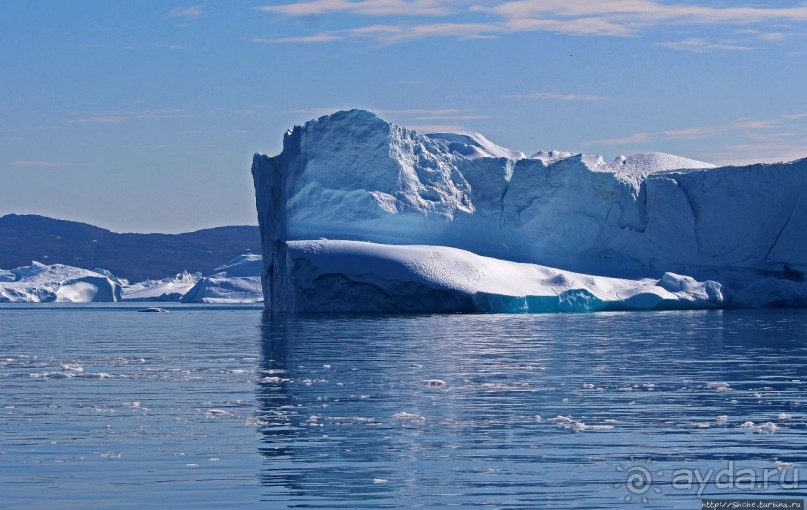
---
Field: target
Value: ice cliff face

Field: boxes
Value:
[253,109,807,311]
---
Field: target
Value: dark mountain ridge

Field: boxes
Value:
[0,214,261,282]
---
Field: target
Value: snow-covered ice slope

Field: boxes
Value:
[180,254,263,304]
[253,110,807,311]
[0,262,122,303]
[270,240,723,313]
[122,271,200,302]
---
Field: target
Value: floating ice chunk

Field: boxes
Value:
[259,376,290,383]
[393,412,425,421]
[775,460,796,471]
[138,307,169,313]
[31,371,73,379]
[582,383,595,389]
[716,415,728,423]
[424,379,447,388]
[547,415,574,424]
[707,382,731,392]
[758,422,779,433]
[205,409,232,418]
[778,413,793,420]
[739,421,779,433]
[372,478,389,484]
[80,372,111,379]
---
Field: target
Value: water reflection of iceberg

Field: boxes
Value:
[253,310,807,507]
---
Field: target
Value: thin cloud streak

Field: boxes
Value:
[256,0,807,44]
[255,0,459,17]
[253,33,342,43]
[583,133,652,146]
[655,38,752,52]
[167,5,205,20]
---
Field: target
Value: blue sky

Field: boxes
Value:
[2,1,806,232]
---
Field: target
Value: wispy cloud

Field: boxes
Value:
[482,1,807,28]
[506,92,603,101]
[256,0,807,44]
[255,0,458,17]
[7,161,81,168]
[655,38,752,52]
[730,118,777,129]
[583,112,807,164]
[253,33,342,43]
[167,5,204,20]
[663,126,715,140]
[583,133,652,146]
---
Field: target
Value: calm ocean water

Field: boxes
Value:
[1,305,806,508]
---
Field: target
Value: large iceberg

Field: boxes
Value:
[252,110,806,312]
[122,271,201,302]
[180,254,263,304]
[0,262,122,303]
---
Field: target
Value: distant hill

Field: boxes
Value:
[0,214,261,282]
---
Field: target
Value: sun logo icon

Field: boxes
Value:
[614,456,664,503]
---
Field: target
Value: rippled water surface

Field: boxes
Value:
[2,305,807,508]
